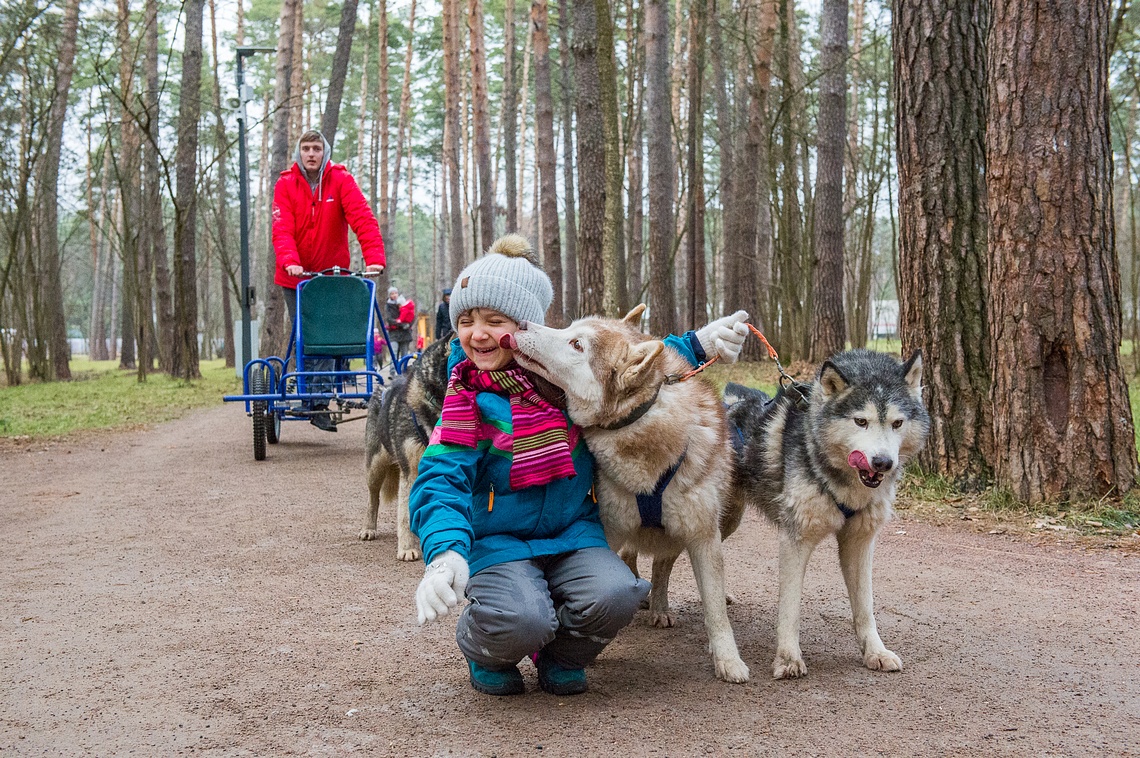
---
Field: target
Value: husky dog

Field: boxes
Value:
[727,349,929,679]
[507,305,750,683]
[360,337,452,560]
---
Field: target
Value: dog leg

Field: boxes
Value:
[687,539,749,683]
[648,553,678,628]
[838,528,901,673]
[772,531,819,679]
[359,459,384,541]
[394,471,423,562]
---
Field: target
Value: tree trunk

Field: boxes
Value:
[624,0,644,306]
[986,0,1137,502]
[532,0,565,323]
[37,0,80,380]
[645,0,675,336]
[596,0,627,316]
[320,0,359,147]
[895,0,992,486]
[209,0,235,368]
[145,0,173,371]
[808,0,848,362]
[377,0,391,241]
[260,0,295,362]
[559,0,580,316]
[574,0,605,315]
[442,0,466,277]
[469,0,495,252]
[388,0,418,248]
[172,0,205,381]
[117,0,139,373]
[504,0,519,233]
[683,0,707,330]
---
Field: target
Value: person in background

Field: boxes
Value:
[271,128,385,432]
[386,287,415,360]
[435,288,453,342]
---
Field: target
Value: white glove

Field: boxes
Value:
[415,550,470,625]
[696,310,750,364]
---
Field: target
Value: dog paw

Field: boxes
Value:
[772,653,807,680]
[715,657,750,684]
[359,529,381,541]
[650,611,676,628]
[864,649,902,672]
[396,547,422,562]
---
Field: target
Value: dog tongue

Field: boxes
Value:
[499,333,518,350]
[848,450,872,472]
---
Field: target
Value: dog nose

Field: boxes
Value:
[871,454,894,473]
[517,321,529,331]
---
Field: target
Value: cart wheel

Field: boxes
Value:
[266,410,281,444]
[251,368,268,461]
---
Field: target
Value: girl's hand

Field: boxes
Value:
[415,550,470,624]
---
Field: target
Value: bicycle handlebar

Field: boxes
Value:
[299,266,383,278]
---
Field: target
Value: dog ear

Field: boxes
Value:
[622,339,664,385]
[622,303,647,326]
[818,361,849,398]
[901,349,923,394]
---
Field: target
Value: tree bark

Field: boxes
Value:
[469,0,495,252]
[683,0,707,330]
[645,0,675,335]
[117,0,139,372]
[504,0,519,233]
[986,0,1137,501]
[595,0,626,316]
[895,0,992,486]
[38,0,79,380]
[146,0,173,372]
[320,0,360,147]
[442,0,466,277]
[624,0,645,306]
[808,0,848,361]
[573,0,605,315]
[559,0,580,316]
[532,0,565,323]
[377,0,391,241]
[172,0,205,380]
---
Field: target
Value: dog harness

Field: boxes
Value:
[636,447,688,529]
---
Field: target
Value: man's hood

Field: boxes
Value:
[293,131,333,186]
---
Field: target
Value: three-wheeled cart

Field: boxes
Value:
[223,268,414,460]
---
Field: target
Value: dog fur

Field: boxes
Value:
[360,337,451,560]
[726,349,930,679]
[509,305,750,683]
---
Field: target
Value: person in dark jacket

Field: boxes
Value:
[434,288,452,341]
[272,129,385,431]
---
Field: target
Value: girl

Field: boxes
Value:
[410,234,747,696]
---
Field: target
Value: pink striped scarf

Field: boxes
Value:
[439,360,577,490]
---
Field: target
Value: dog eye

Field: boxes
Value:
[854,418,868,428]
[892,419,904,430]
[570,338,583,352]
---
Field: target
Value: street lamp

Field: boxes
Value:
[235,45,276,371]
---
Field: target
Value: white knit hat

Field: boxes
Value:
[449,234,553,331]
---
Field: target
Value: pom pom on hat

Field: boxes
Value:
[450,234,553,331]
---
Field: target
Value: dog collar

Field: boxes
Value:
[595,385,662,431]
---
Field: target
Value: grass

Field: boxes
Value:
[0,357,241,439]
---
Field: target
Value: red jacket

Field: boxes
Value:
[272,161,385,289]
[398,299,416,324]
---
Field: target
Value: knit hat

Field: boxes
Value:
[449,234,553,331]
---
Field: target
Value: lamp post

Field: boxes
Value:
[235,45,276,369]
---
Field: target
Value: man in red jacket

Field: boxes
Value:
[272,129,385,431]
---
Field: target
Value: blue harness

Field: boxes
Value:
[636,448,688,530]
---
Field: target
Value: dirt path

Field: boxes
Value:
[2,405,1138,756]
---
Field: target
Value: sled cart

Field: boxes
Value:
[223,268,414,460]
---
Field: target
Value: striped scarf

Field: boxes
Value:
[439,360,577,490]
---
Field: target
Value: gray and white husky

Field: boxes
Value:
[508,305,750,684]
[360,337,451,560]
[726,348,930,679]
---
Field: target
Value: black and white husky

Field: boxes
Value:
[726,349,930,679]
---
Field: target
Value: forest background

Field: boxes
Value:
[3,0,1140,508]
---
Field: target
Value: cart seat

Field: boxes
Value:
[299,276,373,357]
